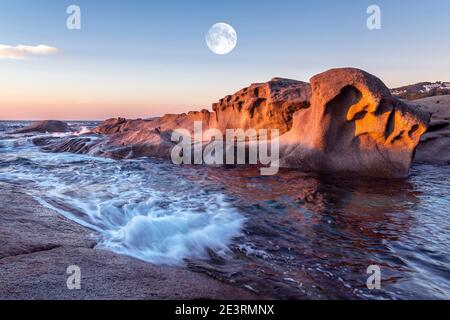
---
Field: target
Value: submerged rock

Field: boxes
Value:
[14,120,72,134]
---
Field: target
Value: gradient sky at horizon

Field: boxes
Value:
[0,0,449,120]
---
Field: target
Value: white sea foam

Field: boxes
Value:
[44,181,245,265]
[99,194,244,264]
[0,139,245,265]
[74,127,91,136]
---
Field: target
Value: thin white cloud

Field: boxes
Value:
[0,44,59,59]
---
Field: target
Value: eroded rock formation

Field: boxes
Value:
[279,68,430,178]
[45,78,311,160]
[35,68,431,178]
[211,78,311,133]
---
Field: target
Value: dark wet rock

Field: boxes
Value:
[31,136,63,147]
[13,120,72,134]
[414,95,450,164]
[40,136,98,155]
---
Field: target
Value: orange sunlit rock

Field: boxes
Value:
[279,68,430,178]
[38,68,430,178]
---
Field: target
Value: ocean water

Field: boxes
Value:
[0,121,449,299]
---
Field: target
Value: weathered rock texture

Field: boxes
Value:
[211,78,311,133]
[37,78,311,160]
[413,95,450,164]
[14,120,72,134]
[279,68,430,178]
[42,111,214,160]
[36,68,431,178]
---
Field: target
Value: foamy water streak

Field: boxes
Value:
[2,122,450,299]
[0,131,245,265]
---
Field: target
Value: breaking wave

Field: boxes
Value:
[0,128,245,265]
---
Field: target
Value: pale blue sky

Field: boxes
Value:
[0,0,449,119]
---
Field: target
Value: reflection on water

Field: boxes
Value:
[0,121,449,299]
[180,164,450,299]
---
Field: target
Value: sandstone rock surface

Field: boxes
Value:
[211,77,311,133]
[14,120,72,134]
[37,68,431,178]
[40,78,311,160]
[279,68,430,178]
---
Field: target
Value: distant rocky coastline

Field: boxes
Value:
[13,120,72,134]
[391,81,450,100]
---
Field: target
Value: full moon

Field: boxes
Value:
[206,23,237,55]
